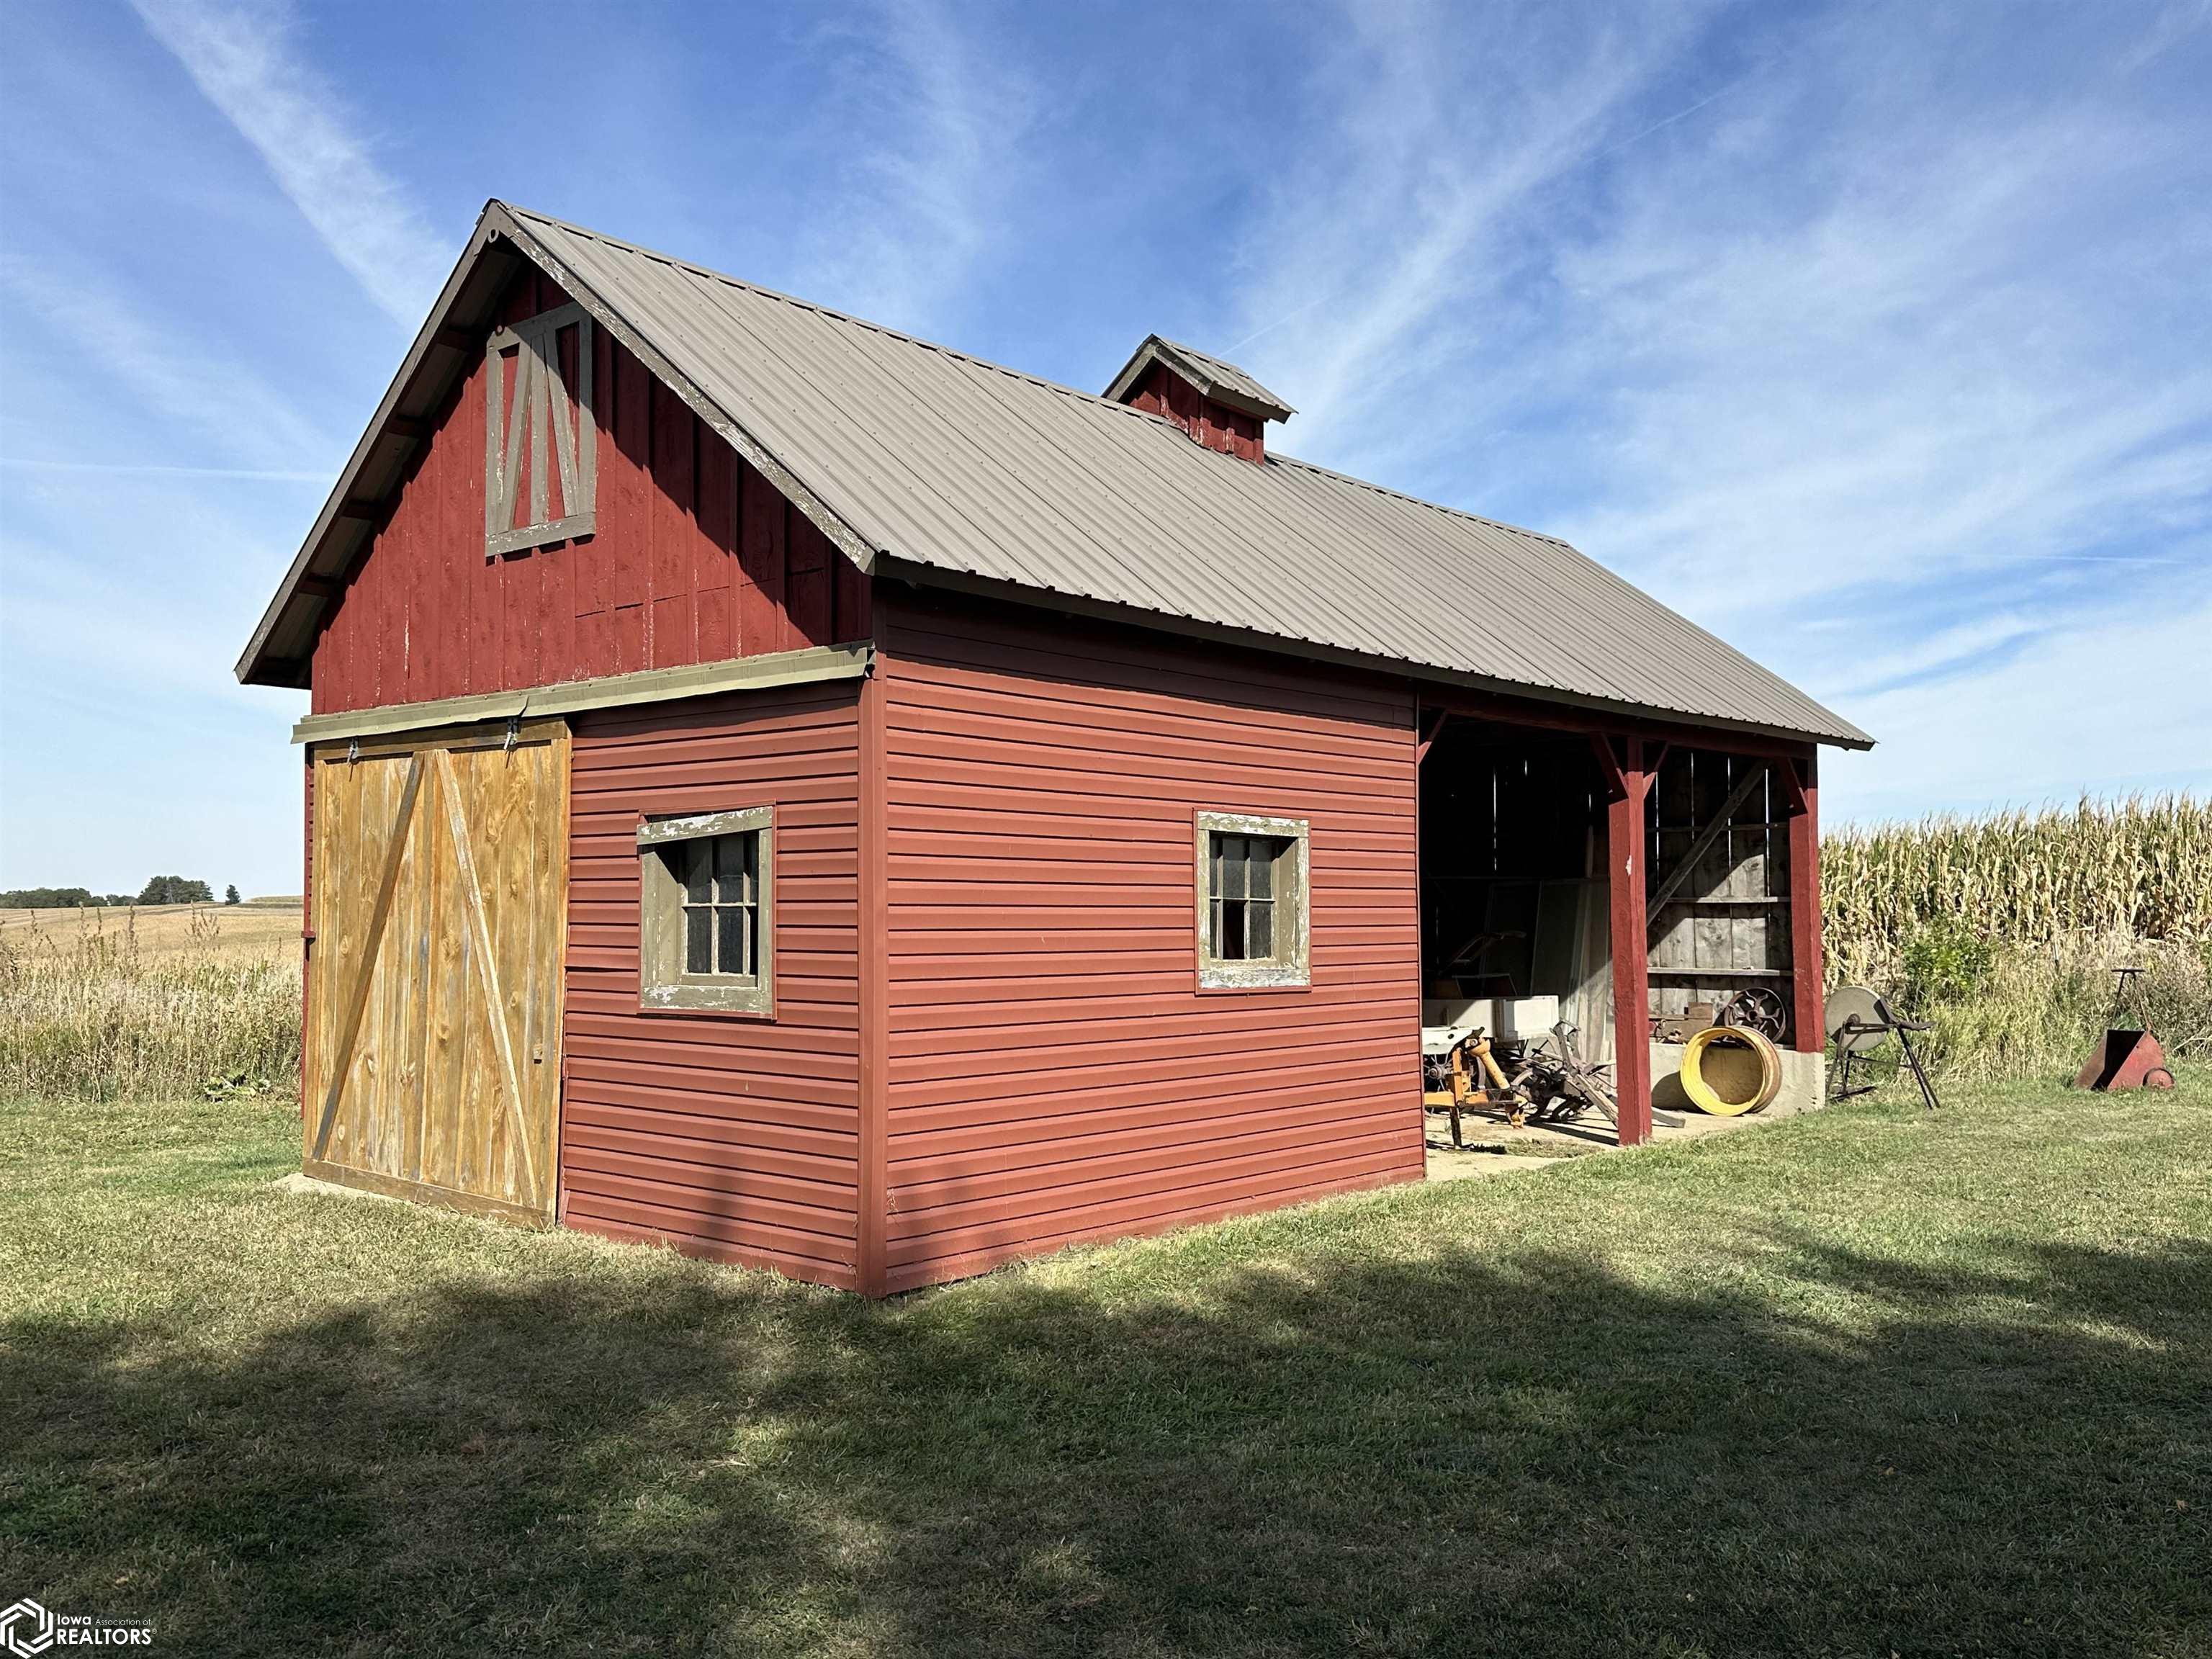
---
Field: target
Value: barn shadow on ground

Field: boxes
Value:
[5,1229,2209,1658]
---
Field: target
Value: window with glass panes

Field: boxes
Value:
[1208,832,1290,961]
[674,833,760,978]
[637,806,774,1014]
[1195,811,1310,989]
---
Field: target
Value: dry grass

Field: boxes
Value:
[0,909,300,1102]
[0,902,298,963]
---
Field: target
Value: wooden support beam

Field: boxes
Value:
[383,415,429,441]
[1786,752,1823,1052]
[1645,760,1769,925]
[337,497,382,523]
[431,325,476,351]
[1414,707,1449,766]
[1433,684,1825,763]
[294,573,343,599]
[1588,731,1630,801]
[1777,754,1810,817]
[1601,735,1654,1146]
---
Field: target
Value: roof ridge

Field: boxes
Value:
[499,201,1177,428]
[1264,451,1578,552]
[503,203,1575,552]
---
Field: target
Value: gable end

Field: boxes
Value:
[237,200,876,689]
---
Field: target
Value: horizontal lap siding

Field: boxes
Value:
[563,682,862,1288]
[311,267,869,715]
[880,588,1424,1292]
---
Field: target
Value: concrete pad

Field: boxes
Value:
[1423,1148,1565,1182]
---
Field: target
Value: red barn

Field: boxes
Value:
[240,202,1869,1295]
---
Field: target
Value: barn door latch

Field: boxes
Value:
[346,738,359,765]
[503,713,521,754]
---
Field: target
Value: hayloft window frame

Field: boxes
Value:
[637,806,774,1015]
[1195,810,1310,991]
[486,302,596,557]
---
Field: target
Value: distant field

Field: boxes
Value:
[0,902,297,962]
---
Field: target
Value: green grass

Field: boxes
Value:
[4,1081,2208,1658]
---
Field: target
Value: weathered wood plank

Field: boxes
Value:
[311,752,423,1161]
[439,747,539,1208]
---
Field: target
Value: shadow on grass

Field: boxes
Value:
[4,1229,2209,1657]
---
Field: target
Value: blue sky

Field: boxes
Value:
[3,0,2208,897]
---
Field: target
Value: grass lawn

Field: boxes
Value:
[4,1079,2208,1658]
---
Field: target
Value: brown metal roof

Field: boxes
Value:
[1101,334,1297,423]
[240,201,1869,749]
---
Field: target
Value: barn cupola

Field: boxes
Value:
[1104,334,1294,464]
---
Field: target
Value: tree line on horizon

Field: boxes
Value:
[1,877,240,909]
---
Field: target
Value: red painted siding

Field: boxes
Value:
[310,268,870,715]
[560,680,863,1290]
[876,588,1424,1292]
[1124,362,1264,462]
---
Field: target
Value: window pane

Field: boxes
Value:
[1218,835,1246,900]
[681,841,711,905]
[1222,899,1246,961]
[684,906,711,974]
[1248,839,1275,899]
[1248,898,1272,960]
[717,904,751,979]
[714,832,755,904]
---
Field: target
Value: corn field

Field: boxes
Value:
[1825,793,2212,978]
[1823,794,2212,1081]
[0,909,301,1102]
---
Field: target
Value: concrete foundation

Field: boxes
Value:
[1650,1039,1827,1118]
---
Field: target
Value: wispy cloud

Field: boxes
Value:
[1226,4,1724,466]
[1218,0,2211,804]
[1824,591,2212,822]
[0,457,328,482]
[791,0,1033,333]
[0,251,335,470]
[129,0,449,324]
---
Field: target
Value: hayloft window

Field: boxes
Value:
[486,303,596,556]
[1195,811,1310,989]
[637,807,773,1015]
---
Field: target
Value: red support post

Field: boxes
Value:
[1786,751,1823,1052]
[1599,734,1653,1145]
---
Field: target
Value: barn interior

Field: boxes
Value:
[1416,714,1804,1139]
[1419,719,1614,1057]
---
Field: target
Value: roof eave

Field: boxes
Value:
[878,555,1873,752]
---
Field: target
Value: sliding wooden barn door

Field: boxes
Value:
[305,720,570,1223]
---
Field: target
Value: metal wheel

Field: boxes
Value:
[1719,985,1789,1043]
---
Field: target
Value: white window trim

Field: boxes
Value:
[1195,809,1311,991]
[637,806,774,1015]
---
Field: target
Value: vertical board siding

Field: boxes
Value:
[1646,747,1793,1020]
[878,588,1424,1292]
[310,267,868,715]
[562,680,863,1288]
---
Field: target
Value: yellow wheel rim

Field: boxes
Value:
[1681,1026,1781,1115]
